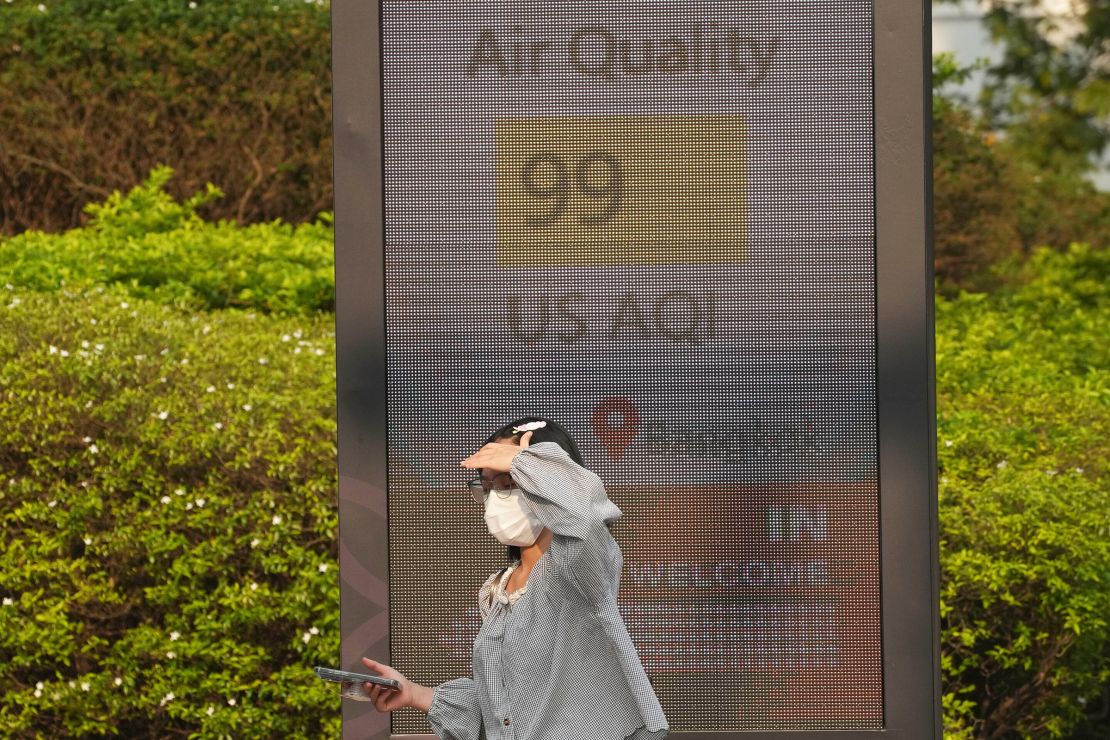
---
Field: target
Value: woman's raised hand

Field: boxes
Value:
[460,430,532,473]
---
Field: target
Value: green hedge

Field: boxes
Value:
[931,54,1110,294]
[0,167,335,315]
[936,244,1110,737]
[0,285,341,737]
[0,0,332,235]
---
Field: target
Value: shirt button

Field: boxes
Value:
[503,718,511,726]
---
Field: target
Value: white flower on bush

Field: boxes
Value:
[196,498,205,508]
[281,334,291,342]
[160,691,175,706]
[212,422,223,431]
[318,563,328,573]
[206,385,216,393]
[114,677,122,686]
[227,698,236,706]
[302,631,313,644]
[166,651,176,659]
[943,440,953,447]
[258,357,269,365]
[94,343,104,352]
[206,706,215,716]
[59,349,69,357]
[83,536,92,546]
[185,502,193,511]
[80,340,89,349]
[226,382,235,389]
[242,403,252,411]
[2,597,12,606]
[120,301,129,309]
[170,631,180,641]
[249,582,258,591]
[82,436,92,444]
[175,488,185,496]
[156,410,169,420]
[250,538,260,548]
[996,460,1008,469]
[87,444,99,455]
[81,682,90,692]
[272,514,282,526]
[33,688,42,698]
[293,329,302,339]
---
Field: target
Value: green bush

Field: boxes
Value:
[0,0,332,235]
[936,243,1110,737]
[0,285,341,737]
[931,54,1110,294]
[0,167,335,315]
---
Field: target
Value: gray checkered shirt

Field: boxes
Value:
[426,442,669,740]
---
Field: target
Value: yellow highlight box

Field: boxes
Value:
[495,115,746,267]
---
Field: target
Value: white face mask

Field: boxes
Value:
[484,487,544,547]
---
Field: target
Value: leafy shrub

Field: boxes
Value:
[936,243,1110,737]
[0,0,332,235]
[931,54,1110,294]
[0,167,336,315]
[932,97,1024,293]
[0,285,341,737]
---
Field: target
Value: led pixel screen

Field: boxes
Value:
[381,0,881,732]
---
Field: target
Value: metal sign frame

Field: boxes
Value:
[331,1,940,737]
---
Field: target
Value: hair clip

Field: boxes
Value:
[512,420,547,433]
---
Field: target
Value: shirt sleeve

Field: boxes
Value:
[509,441,622,605]
[427,677,486,740]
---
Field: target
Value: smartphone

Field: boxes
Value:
[314,666,401,701]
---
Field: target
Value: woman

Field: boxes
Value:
[359,416,669,740]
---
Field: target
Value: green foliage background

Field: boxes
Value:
[0,176,341,738]
[936,245,1110,737]
[0,0,332,234]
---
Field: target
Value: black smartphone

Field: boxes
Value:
[314,666,401,701]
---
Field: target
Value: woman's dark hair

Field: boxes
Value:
[485,415,586,564]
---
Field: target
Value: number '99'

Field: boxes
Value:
[521,152,623,228]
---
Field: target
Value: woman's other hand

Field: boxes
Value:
[360,657,430,713]
[461,430,532,473]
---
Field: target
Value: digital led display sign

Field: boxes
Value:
[377,0,881,733]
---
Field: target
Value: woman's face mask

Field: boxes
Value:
[484,486,543,547]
